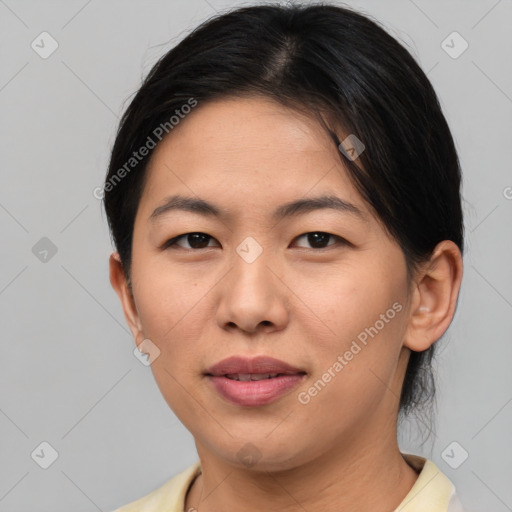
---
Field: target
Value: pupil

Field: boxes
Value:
[308,232,329,248]
[189,233,209,248]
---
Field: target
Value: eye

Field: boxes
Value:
[293,231,347,250]
[163,231,348,251]
[163,232,219,250]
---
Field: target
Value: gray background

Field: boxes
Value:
[1,0,511,510]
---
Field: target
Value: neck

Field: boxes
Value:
[185,423,419,512]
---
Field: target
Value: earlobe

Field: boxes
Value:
[109,252,143,341]
[403,240,463,352]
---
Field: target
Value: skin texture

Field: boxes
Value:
[109,96,463,512]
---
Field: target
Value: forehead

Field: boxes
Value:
[138,96,370,222]
[168,95,334,151]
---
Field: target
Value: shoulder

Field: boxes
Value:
[397,453,467,512]
[111,461,201,512]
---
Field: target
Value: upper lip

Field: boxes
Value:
[205,356,306,376]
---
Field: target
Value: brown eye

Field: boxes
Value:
[164,232,219,250]
[294,232,345,249]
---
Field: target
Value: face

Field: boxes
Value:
[113,96,416,470]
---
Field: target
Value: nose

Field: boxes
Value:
[215,244,289,335]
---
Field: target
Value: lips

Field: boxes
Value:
[205,356,307,406]
[205,355,306,378]
[225,373,281,381]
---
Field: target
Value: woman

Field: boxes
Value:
[105,3,465,510]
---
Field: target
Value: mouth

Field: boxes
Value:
[206,373,306,407]
[204,356,307,406]
[205,354,306,377]
[221,372,301,381]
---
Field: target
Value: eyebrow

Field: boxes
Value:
[149,194,367,223]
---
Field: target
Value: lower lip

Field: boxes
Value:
[207,374,306,406]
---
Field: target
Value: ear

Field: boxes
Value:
[109,252,143,343]
[403,240,463,352]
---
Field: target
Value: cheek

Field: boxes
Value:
[133,271,211,419]
[297,311,406,430]
[132,262,215,366]
[292,258,405,347]
[292,259,408,401]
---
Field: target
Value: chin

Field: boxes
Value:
[206,434,312,473]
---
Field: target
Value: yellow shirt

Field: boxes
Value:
[112,453,466,511]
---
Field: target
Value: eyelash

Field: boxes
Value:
[162,231,349,251]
